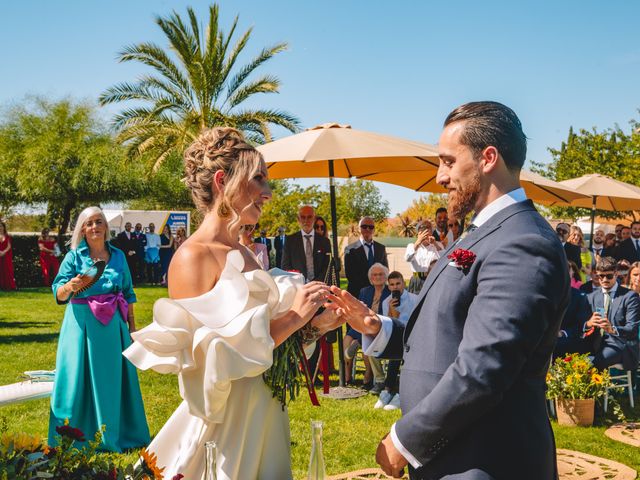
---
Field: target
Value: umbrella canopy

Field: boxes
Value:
[358,169,589,207]
[560,174,640,211]
[259,123,439,179]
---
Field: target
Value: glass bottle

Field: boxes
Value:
[307,420,326,480]
[204,441,218,480]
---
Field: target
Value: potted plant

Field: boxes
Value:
[546,353,611,426]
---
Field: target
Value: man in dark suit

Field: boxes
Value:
[556,222,582,269]
[554,287,592,357]
[344,217,389,297]
[332,102,569,480]
[254,225,272,256]
[615,221,640,263]
[116,222,139,284]
[585,256,640,370]
[132,222,147,283]
[281,206,331,282]
[591,229,615,260]
[433,207,448,245]
[274,226,286,268]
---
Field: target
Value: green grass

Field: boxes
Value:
[1,288,639,478]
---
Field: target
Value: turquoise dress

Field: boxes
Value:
[48,240,150,451]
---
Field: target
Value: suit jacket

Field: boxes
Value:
[274,235,286,269]
[344,240,388,297]
[614,237,640,263]
[116,231,138,259]
[358,285,391,314]
[587,286,640,370]
[281,231,331,281]
[379,200,569,480]
[563,242,582,269]
[591,246,615,260]
[555,288,592,357]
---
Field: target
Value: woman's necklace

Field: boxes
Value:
[90,248,110,263]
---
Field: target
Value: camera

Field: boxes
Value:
[391,290,401,306]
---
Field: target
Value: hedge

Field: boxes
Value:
[7,234,69,289]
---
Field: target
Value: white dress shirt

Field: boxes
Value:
[145,233,161,250]
[300,229,315,254]
[404,242,442,273]
[363,187,527,469]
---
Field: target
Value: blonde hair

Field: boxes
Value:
[183,127,264,230]
[568,225,584,247]
[70,206,111,249]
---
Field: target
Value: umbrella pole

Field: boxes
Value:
[328,160,346,387]
[589,195,597,250]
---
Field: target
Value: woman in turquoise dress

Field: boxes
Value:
[49,206,150,452]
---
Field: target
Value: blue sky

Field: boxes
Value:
[2,1,639,214]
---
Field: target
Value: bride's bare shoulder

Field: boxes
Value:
[168,240,229,299]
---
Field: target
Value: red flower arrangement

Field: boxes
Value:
[55,425,86,442]
[447,248,476,270]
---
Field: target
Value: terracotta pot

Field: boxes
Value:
[556,398,595,426]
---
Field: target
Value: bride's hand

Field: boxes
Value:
[311,307,345,334]
[289,281,331,325]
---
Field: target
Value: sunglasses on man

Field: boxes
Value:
[596,273,615,280]
[360,224,375,230]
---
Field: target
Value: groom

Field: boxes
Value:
[332,102,570,480]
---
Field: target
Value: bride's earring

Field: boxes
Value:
[217,201,231,218]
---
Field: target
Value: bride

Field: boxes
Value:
[124,127,343,479]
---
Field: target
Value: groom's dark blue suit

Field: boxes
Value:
[381,200,570,480]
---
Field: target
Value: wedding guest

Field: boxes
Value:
[556,223,582,269]
[159,225,175,286]
[580,270,600,294]
[274,226,286,268]
[568,261,583,289]
[604,233,617,252]
[433,207,449,246]
[282,205,331,282]
[38,228,60,287]
[116,222,139,285]
[144,223,161,285]
[175,226,188,249]
[314,216,329,239]
[620,226,632,243]
[615,221,640,263]
[404,219,443,293]
[343,263,390,389]
[344,216,388,297]
[617,259,631,285]
[241,223,269,269]
[585,256,640,370]
[49,206,149,452]
[554,287,592,358]
[624,262,640,293]
[0,221,16,290]
[133,223,147,283]
[568,225,593,281]
[375,271,418,411]
[615,224,625,244]
[447,218,462,243]
[254,224,272,256]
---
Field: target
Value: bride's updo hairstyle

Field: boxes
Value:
[183,127,264,226]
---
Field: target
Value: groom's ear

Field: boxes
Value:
[480,146,500,173]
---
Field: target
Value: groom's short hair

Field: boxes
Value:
[444,101,527,172]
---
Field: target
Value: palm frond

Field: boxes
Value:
[227,75,281,109]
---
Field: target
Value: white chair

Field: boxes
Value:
[603,364,635,412]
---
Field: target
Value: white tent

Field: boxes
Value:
[103,209,191,236]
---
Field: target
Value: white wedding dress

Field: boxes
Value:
[124,250,303,479]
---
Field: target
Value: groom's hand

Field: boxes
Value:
[376,434,408,478]
[327,286,382,336]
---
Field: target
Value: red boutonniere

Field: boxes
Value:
[287,269,301,274]
[447,248,476,270]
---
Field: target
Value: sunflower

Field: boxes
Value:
[591,373,604,385]
[1,432,44,452]
[140,448,166,479]
[566,375,574,385]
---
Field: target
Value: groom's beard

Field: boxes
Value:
[447,170,481,221]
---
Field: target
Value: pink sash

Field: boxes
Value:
[70,292,128,326]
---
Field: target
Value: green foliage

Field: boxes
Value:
[318,179,390,230]
[546,353,610,401]
[100,3,300,170]
[0,97,147,237]
[533,117,640,221]
[258,180,325,234]
[399,194,448,223]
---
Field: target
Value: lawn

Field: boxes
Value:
[1,287,639,479]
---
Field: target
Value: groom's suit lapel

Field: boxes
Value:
[403,200,536,340]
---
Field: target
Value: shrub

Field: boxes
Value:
[9,234,69,289]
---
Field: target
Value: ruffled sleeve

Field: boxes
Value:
[123,250,303,423]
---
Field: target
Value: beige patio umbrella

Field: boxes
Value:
[257,123,439,388]
[358,168,589,207]
[559,174,640,247]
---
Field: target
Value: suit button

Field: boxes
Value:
[404,344,410,352]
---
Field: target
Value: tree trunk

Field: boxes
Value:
[57,201,75,247]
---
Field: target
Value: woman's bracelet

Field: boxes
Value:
[299,323,322,345]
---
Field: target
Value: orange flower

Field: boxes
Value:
[140,448,165,479]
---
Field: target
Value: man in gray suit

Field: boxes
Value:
[330,102,570,480]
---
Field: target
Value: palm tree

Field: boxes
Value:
[100,4,300,170]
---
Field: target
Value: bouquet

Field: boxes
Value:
[546,353,610,401]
